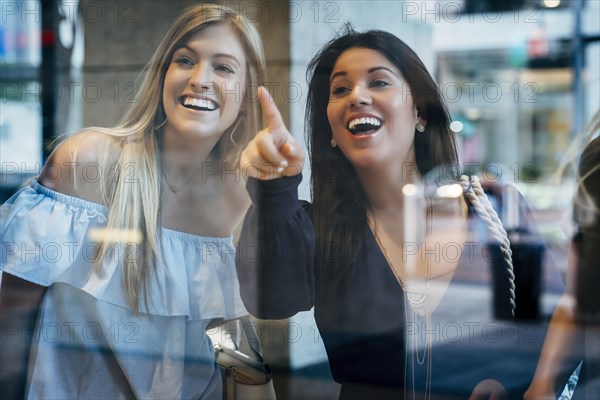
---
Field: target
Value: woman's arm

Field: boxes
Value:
[0,274,46,399]
[0,130,114,397]
[236,175,316,320]
[524,240,584,399]
[236,87,312,319]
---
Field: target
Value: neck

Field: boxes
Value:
[356,154,421,212]
[159,130,224,195]
[160,130,220,176]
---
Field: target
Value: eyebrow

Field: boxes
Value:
[175,45,241,67]
[330,66,398,82]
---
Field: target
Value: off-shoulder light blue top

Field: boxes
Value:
[1,179,247,399]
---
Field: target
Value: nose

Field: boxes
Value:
[189,62,214,92]
[349,84,371,107]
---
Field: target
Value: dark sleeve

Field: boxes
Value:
[236,174,316,319]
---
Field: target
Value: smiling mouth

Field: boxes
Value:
[348,117,382,135]
[180,97,219,111]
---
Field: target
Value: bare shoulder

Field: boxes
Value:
[39,130,121,204]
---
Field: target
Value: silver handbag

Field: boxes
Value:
[209,317,277,400]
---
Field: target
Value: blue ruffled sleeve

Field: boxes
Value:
[1,179,246,321]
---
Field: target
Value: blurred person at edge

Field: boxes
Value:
[0,4,266,399]
[236,26,553,399]
[525,111,600,400]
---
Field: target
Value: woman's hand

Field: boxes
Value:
[240,86,305,180]
[469,379,508,400]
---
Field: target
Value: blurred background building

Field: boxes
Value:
[1,0,599,398]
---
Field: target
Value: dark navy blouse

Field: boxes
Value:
[236,174,554,399]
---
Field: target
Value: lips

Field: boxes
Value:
[180,96,219,111]
[346,115,383,136]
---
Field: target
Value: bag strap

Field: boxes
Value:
[459,175,516,317]
[237,315,265,363]
[209,316,265,362]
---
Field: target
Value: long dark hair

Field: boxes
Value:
[305,26,458,284]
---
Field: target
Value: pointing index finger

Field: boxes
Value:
[258,86,284,132]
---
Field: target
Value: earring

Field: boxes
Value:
[155,117,168,130]
[415,121,426,133]
[229,115,245,146]
[330,138,338,148]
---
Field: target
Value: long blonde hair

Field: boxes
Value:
[83,4,266,312]
[556,110,600,229]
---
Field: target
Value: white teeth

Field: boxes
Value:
[348,117,382,130]
[183,97,217,110]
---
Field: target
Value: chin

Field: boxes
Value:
[179,123,222,139]
[344,152,384,170]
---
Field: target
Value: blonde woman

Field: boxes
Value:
[0,4,266,399]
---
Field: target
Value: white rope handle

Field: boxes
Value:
[459,175,516,317]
